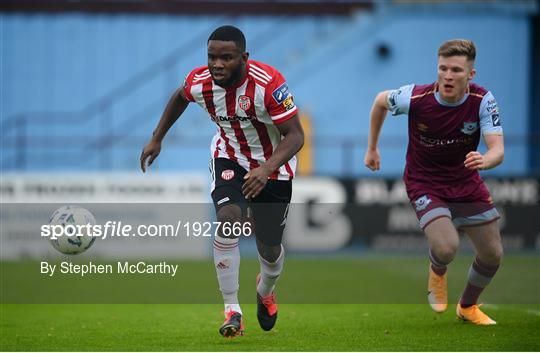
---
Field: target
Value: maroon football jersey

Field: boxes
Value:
[387,82,503,200]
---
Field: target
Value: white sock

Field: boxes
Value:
[213,236,241,315]
[224,304,242,315]
[257,245,284,297]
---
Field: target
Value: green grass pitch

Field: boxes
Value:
[1,255,539,351]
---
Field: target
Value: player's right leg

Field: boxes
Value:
[423,217,459,312]
[214,204,244,337]
[210,158,248,337]
[412,194,458,313]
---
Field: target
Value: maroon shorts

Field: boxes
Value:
[407,181,500,230]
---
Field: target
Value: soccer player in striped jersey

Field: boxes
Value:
[364,39,504,325]
[140,26,304,337]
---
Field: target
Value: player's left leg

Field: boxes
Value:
[424,216,459,313]
[457,220,503,325]
[251,180,292,331]
[256,238,284,296]
[255,239,283,331]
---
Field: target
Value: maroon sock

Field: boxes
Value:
[460,257,500,308]
[430,264,447,276]
[429,249,448,276]
[460,283,485,308]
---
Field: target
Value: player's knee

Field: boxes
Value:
[434,243,458,264]
[257,243,282,263]
[216,205,242,237]
[483,244,504,266]
[217,205,242,223]
[492,246,504,265]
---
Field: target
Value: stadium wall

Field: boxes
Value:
[0,4,534,176]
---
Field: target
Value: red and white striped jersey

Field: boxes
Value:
[182,60,298,180]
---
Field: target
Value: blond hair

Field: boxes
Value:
[438,39,476,62]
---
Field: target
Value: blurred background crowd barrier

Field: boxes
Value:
[1,175,538,259]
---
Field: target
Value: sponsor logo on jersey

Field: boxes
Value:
[210,114,255,123]
[238,95,251,111]
[461,121,479,135]
[417,123,428,132]
[419,135,474,147]
[491,113,501,127]
[272,83,291,104]
[282,96,295,111]
[221,170,235,181]
[414,195,432,212]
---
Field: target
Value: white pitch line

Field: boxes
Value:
[482,304,540,316]
[525,309,540,316]
[482,304,499,310]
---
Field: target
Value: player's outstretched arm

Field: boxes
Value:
[242,115,304,199]
[140,88,190,172]
[364,91,390,171]
[464,134,504,170]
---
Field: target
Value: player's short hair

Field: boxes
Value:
[208,25,246,52]
[438,39,476,62]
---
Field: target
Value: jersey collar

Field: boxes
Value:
[434,83,469,107]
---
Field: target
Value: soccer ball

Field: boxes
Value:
[48,205,97,255]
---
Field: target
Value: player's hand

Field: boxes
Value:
[464,151,485,170]
[364,148,381,171]
[140,140,161,173]
[242,165,272,199]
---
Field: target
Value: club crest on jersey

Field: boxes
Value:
[414,195,432,211]
[272,83,291,104]
[221,169,235,181]
[461,121,479,135]
[238,95,251,111]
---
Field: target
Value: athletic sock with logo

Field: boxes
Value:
[213,236,242,315]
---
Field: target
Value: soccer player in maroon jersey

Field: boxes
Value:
[140,26,304,337]
[364,39,504,325]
